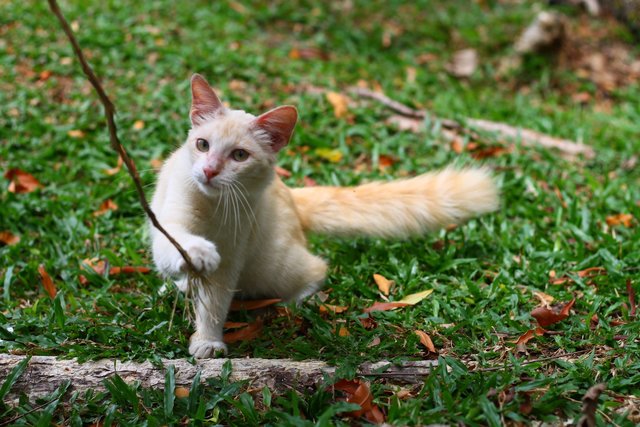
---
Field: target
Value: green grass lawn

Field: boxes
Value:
[1,0,639,425]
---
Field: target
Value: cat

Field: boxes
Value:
[150,74,499,358]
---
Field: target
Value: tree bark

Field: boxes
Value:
[0,354,436,401]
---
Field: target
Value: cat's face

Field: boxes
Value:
[186,74,297,197]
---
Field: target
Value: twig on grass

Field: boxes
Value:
[627,279,636,317]
[349,87,596,159]
[47,0,197,274]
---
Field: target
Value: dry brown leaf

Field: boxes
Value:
[515,326,546,352]
[319,304,349,314]
[93,199,118,217]
[359,315,378,330]
[133,120,145,130]
[577,383,607,427]
[332,379,385,424]
[326,92,350,118]
[531,298,576,327]
[224,321,249,329]
[337,326,350,337]
[174,387,189,398]
[363,302,411,313]
[0,231,20,246]
[104,155,123,176]
[223,320,263,343]
[230,298,281,311]
[377,154,395,171]
[67,129,85,138]
[367,336,381,347]
[533,290,554,306]
[150,158,164,171]
[109,266,151,275]
[373,273,394,296]
[415,330,437,353]
[38,264,57,299]
[82,258,107,275]
[5,169,42,193]
[606,213,633,227]
[288,46,329,61]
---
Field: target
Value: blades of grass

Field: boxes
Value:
[2,266,13,302]
[35,381,70,427]
[0,355,30,400]
[262,386,272,408]
[103,374,139,411]
[164,364,175,420]
[188,370,202,415]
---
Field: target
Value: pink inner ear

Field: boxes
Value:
[255,106,298,153]
[190,74,223,127]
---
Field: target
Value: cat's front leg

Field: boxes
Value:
[188,275,236,358]
[152,227,221,277]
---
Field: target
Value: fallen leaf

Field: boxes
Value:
[606,213,633,227]
[104,155,123,176]
[359,315,378,329]
[275,166,292,178]
[415,330,437,353]
[319,304,349,314]
[577,383,606,427]
[133,120,145,130]
[364,289,433,313]
[82,258,107,275]
[0,231,20,246]
[447,48,478,78]
[303,176,317,187]
[515,326,546,352]
[332,379,385,424]
[5,169,42,193]
[451,138,464,154]
[174,387,189,398]
[398,289,434,305]
[93,199,118,217]
[150,158,164,171]
[288,46,329,61]
[224,321,249,329]
[377,154,395,171]
[373,274,394,296]
[367,336,381,347]
[67,129,85,138]
[396,389,414,400]
[223,320,263,343]
[531,298,575,327]
[533,290,554,306]
[230,298,281,311]
[337,326,350,337]
[363,302,411,313]
[325,92,350,119]
[109,266,151,275]
[315,147,343,163]
[470,145,511,160]
[578,267,607,278]
[38,264,56,299]
[39,70,52,81]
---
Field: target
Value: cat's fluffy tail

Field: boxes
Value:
[291,168,499,238]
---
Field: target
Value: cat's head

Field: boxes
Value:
[186,74,297,197]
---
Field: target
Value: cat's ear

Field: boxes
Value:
[254,106,298,153]
[190,74,224,127]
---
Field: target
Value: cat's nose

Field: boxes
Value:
[203,166,220,181]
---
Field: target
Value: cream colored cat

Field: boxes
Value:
[150,74,499,358]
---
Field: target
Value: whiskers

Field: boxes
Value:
[216,180,257,244]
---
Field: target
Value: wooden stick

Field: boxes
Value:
[349,87,596,159]
[47,0,197,272]
[0,354,437,401]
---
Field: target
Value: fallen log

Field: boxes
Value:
[0,354,437,401]
[349,87,596,159]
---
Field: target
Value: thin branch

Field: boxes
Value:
[349,87,596,159]
[47,0,197,272]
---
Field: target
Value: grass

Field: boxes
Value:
[1,0,639,425]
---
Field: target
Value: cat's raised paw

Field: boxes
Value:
[189,338,228,359]
[176,237,221,274]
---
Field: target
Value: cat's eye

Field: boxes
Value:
[231,149,249,162]
[196,138,209,152]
